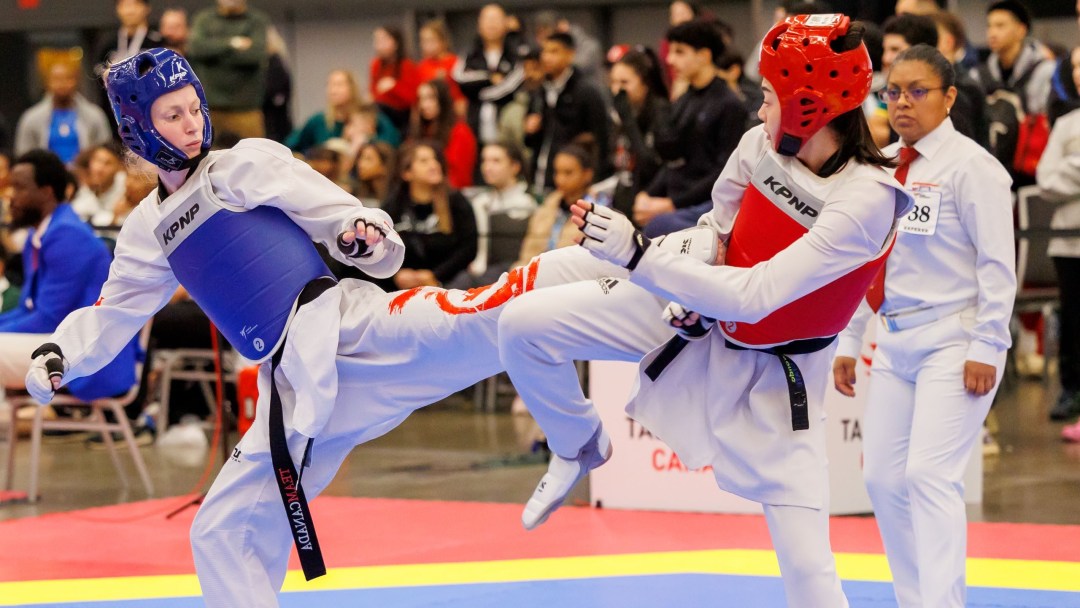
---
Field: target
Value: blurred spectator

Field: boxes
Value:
[1049,47,1080,126]
[1036,102,1080,420]
[304,145,344,186]
[71,143,126,226]
[417,19,467,118]
[660,1,701,97]
[187,0,270,139]
[0,150,12,203]
[635,19,744,234]
[383,142,478,289]
[970,0,1054,183]
[112,158,156,225]
[263,25,293,143]
[715,50,763,131]
[451,141,538,288]
[351,140,395,204]
[159,7,189,54]
[0,150,137,402]
[0,240,17,313]
[526,32,610,193]
[532,10,603,87]
[894,0,940,15]
[342,102,402,155]
[410,80,477,190]
[930,7,977,71]
[370,25,418,133]
[497,43,543,168]
[504,12,526,51]
[880,14,986,147]
[286,69,365,155]
[100,0,163,65]
[455,3,525,149]
[15,62,111,164]
[516,139,613,267]
[607,47,670,218]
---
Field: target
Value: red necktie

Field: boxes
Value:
[866,146,919,312]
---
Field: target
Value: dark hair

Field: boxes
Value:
[116,0,149,5]
[353,141,395,200]
[411,79,456,149]
[14,149,71,202]
[485,140,527,172]
[665,18,726,64]
[781,0,833,13]
[615,47,669,100]
[854,19,884,72]
[390,141,454,234]
[987,0,1032,30]
[930,11,967,51]
[715,49,745,72]
[891,43,955,89]
[545,31,575,51]
[883,14,938,48]
[554,135,598,173]
[820,23,895,173]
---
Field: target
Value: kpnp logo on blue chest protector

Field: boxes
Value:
[156,189,332,362]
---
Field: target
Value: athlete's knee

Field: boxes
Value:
[862,451,907,500]
[904,458,961,497]
[498,297,553,355]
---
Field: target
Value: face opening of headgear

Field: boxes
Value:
[759,14,871,156]
[105,48,213,171]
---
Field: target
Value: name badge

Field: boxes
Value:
[898,188,940,236]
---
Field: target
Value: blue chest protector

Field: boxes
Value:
[156,192,332,361]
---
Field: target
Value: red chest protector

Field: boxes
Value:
[721,153,895,348]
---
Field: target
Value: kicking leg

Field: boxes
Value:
[498,277,673,528]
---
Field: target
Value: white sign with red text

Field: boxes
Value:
[589,325,981,515]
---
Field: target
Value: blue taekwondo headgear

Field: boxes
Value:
[105,48,213,171]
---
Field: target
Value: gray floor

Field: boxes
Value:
[2,374,1080,525]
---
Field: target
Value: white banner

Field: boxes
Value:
[589,323,981,515]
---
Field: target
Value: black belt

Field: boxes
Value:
[268,276,336,581]
[644,332,835,432]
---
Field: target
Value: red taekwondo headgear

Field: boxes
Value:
[759,14,872,156]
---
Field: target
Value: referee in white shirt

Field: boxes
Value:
[832,44,1015,608]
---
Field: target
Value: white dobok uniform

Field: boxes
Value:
[500,126,911,608]
[38,139,651,607]
[838,118,1015,608]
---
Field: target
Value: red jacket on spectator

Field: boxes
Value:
[370,57,419,112]
[443,120,477,189]
[417,54,465,105]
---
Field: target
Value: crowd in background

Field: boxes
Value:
[3,0,1080,426]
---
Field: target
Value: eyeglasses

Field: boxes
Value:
[878,86,947,103]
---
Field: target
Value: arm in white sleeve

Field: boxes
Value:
[1036,114,1080,199]
[632,181,896,323]
[699,125,768,242]
[51,207,179,384]
[836,298,874,359]
[209,139,405,278]
[955,155,1016,364]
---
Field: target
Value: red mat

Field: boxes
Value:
[1,496,1076,582]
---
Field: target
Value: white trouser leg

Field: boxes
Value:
[763,502,849,608]
[861,356,921,608]
[864,314,1005,608]
[191,364,356,608]
[498,274,673,459]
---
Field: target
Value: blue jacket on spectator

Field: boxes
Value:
[0,203,137,399]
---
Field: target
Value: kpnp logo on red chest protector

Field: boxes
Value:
[721,153,892,348]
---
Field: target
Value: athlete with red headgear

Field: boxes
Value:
[501,14,912,606]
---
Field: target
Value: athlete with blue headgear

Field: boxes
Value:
[21,48,722,607]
